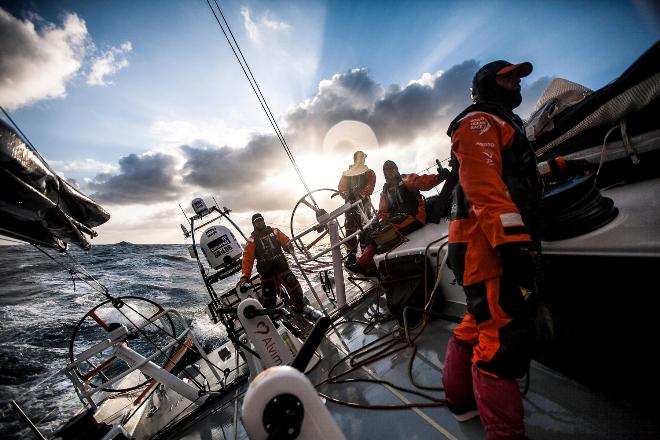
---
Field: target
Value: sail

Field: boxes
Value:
[0,119,110,250]
[528,41,660,161]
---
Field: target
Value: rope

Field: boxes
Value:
[596,124,620,182]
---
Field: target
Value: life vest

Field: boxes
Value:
[382,177,422,217]
[252,227,285,272]
[448,102,542,243]
[347,173,369,196]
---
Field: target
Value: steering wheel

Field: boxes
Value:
[289,188,374,264]
[68,296,178,392]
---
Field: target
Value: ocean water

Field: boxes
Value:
[0,243,236,439]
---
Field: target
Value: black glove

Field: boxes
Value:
[436,159,452,182]
[497,242,540,318]
[496,242,537,291]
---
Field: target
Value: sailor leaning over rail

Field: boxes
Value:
[346,159,451,275]
[237,213,322,321]
[337,150,376,266]
[443,60,542,440]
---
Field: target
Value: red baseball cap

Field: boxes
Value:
[496,61,533,77]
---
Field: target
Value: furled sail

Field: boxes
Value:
[527,41,660,162]
[0,119,110,249]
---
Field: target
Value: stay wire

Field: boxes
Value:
[205,0,316,205]
[211,0,310,196]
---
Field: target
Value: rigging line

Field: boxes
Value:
[213,0,309,198]
[210,0,301,176]
[61,250,110,296]
[208,0,311,199]
[205,1,285,154]
[205,0,317,205]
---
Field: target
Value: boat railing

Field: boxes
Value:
[65,308,223,409]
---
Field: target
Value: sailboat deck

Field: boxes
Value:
[170,283,658,440]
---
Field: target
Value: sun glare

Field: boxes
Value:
[322,120,379,154]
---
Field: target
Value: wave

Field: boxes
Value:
[0,244,215,437]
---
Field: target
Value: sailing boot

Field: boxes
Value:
[443,337,479,422]
[472,365,525,440]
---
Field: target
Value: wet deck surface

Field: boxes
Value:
[172,283,660,440]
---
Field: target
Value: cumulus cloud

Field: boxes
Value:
[50,158,118,174]
[283,62,477,149]
[284,60,547,149]
[88,152,181,204]
[87,41,132,86]
[84,59,545,212]
[182,134,282,188]
[0,7,88,109]
[285,68,383,146]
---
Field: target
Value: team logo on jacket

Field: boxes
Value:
[482,150,495,166]
[469,116,491,135]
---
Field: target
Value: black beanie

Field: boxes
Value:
[472,60,532,109]
[251,213,264,223]
[383,160,398,170]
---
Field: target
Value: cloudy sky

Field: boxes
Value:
[1,0,658,244]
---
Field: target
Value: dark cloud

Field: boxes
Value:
[182,133,282,188]
[369,60,477,144]
[281,61,477,148]
[281,61,551,148]
[181,133,300,211]
[88,153,180,204]
[285,68,381,146]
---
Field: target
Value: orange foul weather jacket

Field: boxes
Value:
[449,111,536,285]
[447,106,540,380]
[379,173,441,230]
[241,227,292,279]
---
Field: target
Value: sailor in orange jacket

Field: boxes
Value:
[237,213,322,320]
[443,60,542,440]
[346,160,447,275]
[337,150,377,264]
[378,160,448,233]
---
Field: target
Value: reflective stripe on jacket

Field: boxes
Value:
[448,107,540,285]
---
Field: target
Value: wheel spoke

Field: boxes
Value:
[89,311,109,331]
[306,229,329,250]
[300,198,318,212]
